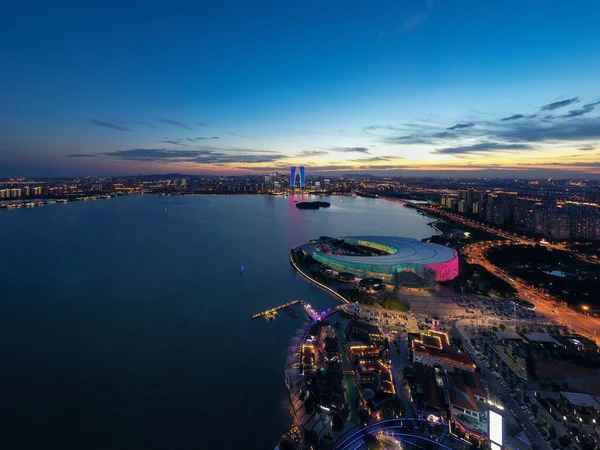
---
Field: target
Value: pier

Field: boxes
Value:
[251,299,301,320]
[252,299,346,322]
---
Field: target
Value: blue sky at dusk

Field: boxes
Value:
[1,0,600,178]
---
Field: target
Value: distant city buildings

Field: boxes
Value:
[440,188,600,241]
[2,173,600,243]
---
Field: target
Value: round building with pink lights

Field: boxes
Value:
[311,236,459,288]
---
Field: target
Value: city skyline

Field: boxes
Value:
[2,1,600,179]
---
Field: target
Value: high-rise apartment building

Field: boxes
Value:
[299,166,305,189]
[290,166,297,190]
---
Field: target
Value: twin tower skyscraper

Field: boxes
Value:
[290,166,305,190]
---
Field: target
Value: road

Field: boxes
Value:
[409,202,599,265]
[389,331,414,419]
[454,320,551,450]
[463,240,600,345]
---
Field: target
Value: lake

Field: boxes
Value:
[0,194,436,449]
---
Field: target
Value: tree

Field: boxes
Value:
[305,429,318,447]
[531,404,538,414]
[499,324,506,331]
[507,423,522,437]
[548,424,557,439]
[364,434,382,450]
[332,415,344,432]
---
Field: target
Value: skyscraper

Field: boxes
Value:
[299,166,305,189]
[290,166,297,190]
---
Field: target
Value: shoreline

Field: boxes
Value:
[378,197,443,236]
[289,248,349,305]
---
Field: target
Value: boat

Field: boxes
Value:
[163,208,167,212]
[240,265,245,273]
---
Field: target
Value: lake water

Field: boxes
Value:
[0,195,436,449]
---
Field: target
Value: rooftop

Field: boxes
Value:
[495,331,523,341]
[560,391,600,408]
[314,236,458,266]
[524,332,563,346]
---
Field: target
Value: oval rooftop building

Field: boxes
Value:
[311,236,459,287]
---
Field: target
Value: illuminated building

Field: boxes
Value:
[448,369,486,422]
[299,166,305,189]
[290,166,297,190]
[412,330,475,372]
[312,236,459,288]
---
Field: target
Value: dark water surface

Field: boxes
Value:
[0,195,435,449]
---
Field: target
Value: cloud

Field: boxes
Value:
[331,146,370,153]
[540,97,579,111]
[432,142,532,155]
[560,105,596,118]
[100,148,286,165]
[584,100,600,108]
[500,114,525,121]
[130,120,155,128]
[68,153,97,158]
[158,140,188,146]
[363,125,405,136]
[579,145,596,151]
[402,13,427,31]
[89,119,132,132]
[154,117,193,129]
[447,122,474,130]
[491,117,600,142]
[351,155,399,162]
[298,150,329,157]
[373,95,600,149]
[229,131,254,139]
[195,122,208,127]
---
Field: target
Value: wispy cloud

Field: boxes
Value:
[154,117,193,129]
[229,131,254,139]
[298,150,329,157]
[560,105,596,118]
[158,140,188,146]
[447,122,474,130]
[68,153,97,158]
[89,119,132,132]
[331,146,370,153]
[540,97,579,111]
[500,114,525,121]
[369,95,600,155]
[432,143,531,155]
[100,148,286,165]
[350,155,399,162]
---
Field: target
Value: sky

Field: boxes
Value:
[1,0,600,179]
